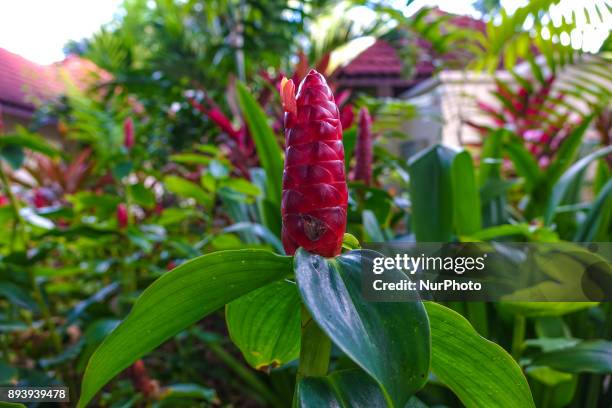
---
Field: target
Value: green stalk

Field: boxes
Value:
[292,306,331,408]
[584,375,601,408]
[296,306,331,380]
[511,314,526,361]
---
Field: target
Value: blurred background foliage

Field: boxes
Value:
[0,0,611,407]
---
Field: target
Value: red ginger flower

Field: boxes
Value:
[353,107,373,186]
[280,70,347,257]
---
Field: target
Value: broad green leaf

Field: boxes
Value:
[78,250,292,407]
[297,369,387,408]
[226,280,300,370]
[544,145,612,225]
[163,175,210,207]
[498,302,598,317]
[295,249,430,408]
[530,340,612,374]
[236,82,283,207]
[408,144,457,241]
[425,302,535,408]
[573,179,611,241]
[451,150,481,235]
[425,302,534,408]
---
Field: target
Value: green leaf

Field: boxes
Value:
[170,153,212,166]
[236,82,283,207]
[112,161,133,179]
[574,179,612,241]
[342,233,361,251]
[221,178,261,197]
[544,145,612,225]
[503,136,541,192]
[163,175,211,207]
[0,128,59,157]
[362,210,385,242]
[0,145,24,169]
[226,280,300,370]
[129,183,155,209]
[544,115,594,185]
[161,383,218,403]
[295,249,430,408]
[498,302,598,317]
[0,282,38,311]
[297,369,387,408]
[425,302,535,408]
[408,144,457,241]
[530,340,612,374]
[78,250,292,408]
[479,131,506,226]
[343,127,357,173]
[222,222,283,254]
[451,150,481,235]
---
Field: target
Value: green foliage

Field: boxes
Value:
[226,280,301,369]
[426,302,535,408]
[78,250,292,407]
[294,249,430,407]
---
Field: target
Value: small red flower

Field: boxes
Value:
[353,107,373,186]
[340,104,355,130]
[124,117,135,149]
[117,203,128,228]
[280,70,347,257]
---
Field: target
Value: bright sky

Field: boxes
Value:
[0,0,609,65]
[0,0,122,64]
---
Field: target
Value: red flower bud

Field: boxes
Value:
[117,203,128,228]
[340,104,355,130]
[280,70,347,257]
[353,107,373,186]
[0,195,8,207]
[124,117,135,149]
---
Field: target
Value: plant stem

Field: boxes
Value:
[296,306,331,380]
[292,306,331,408]
[584,374,601,408]
[511,314,526,361]
[208,341,284,408]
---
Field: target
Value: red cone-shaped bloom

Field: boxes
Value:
[281,70,347,257]
[353,107,373,185]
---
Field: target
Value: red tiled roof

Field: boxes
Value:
[336,9,487,81]
[338,40,403,76]
[0,48,107,115]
